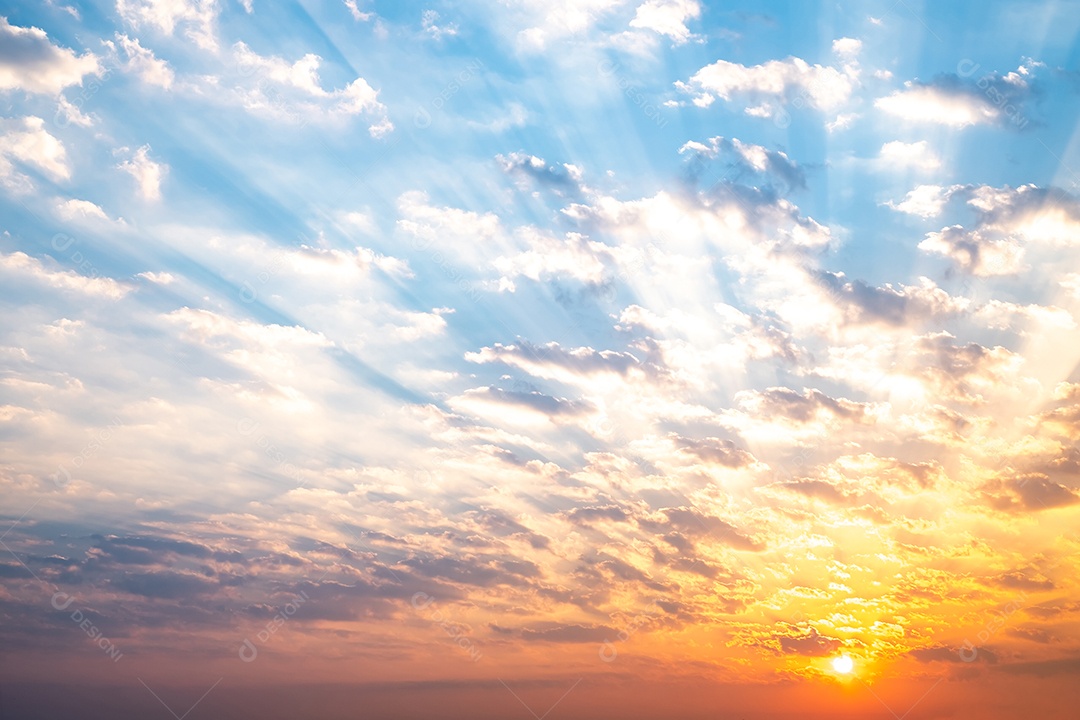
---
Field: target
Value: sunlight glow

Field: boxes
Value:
[831,655,854,674]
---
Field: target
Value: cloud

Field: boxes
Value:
[496,152,584,194]
[54,198,123,225]
[671,435,756,468]
[812,271,967,326]
[107,33,174,88]
[919,226,1026,276]
[875,61,1041,129]
[511,0,631,50]
[1001,656,1080,677]
[519,624,618,643]
[465,341,644,384]
[231,42,392,135]
[0,251,130,298]
[876,84,998,127]
[733,386,876,424]
[56,96,93,127]
[344,0,374,22]
[0,116,70,191]
[116,144,166,200]
[879,140,941,171]
[0,17,100,94]
[917,184,1080,274]
[774,626,842,656]
[450,386,595,425]
[421,10,457,40]
[984,472,1080,511]
[909,645,996,664]
[493,229,620,286]
[914,332,1028,404]
[640,507,763,551]
[676,54,857,118]
[679,136,806,190]
[629,0,701,44]
[831,37,862,59]
[115,0,219,50]
[886,184,959,218]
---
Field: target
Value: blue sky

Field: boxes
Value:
[3,2,1080,718]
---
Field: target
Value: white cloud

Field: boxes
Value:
[831,37,862,59]
[115,0,219,50]
[54,198,111,223]
[0,251,129,298]
[974,299,1076,332]
[1061,274,1080,300]
[679,136,805,189]
[917,184,1080,274]
[0,17,100,94]
[879,140,941,171]
[421,9,457,40]
[629,0,701,45]
[494,229,617,286]
[0,116,70,192]
[875,85,997,127]
[918,226,1026,276]
[396,190,503,262]
[136,271,176,284]
[231,42,392,136]
[344,0,374,21]
[56,96,93,127]
[886,185,959,218]
[676,56,857,117]
[109,33,174,88]
[467,102,529,132]
[512,0,630,50]
[826,112,858,132]
[116,144,166,200]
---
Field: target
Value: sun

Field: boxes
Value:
[831,655,854,674]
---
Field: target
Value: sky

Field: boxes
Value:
[2,0,1080,718]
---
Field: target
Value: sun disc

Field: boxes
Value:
[832,655,854,674]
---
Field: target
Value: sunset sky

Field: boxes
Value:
[2,1,1080,718]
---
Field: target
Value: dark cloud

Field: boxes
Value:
[1024,601,1080,619]
[993,570,1055,591]
[566,505,629,524]
[679,136,806,192]
[0,563,34,578]
[110,570,220,599]
[909,645,997,664]
[813,270,957,326]
[898,66,1040,131]
[519,624,618,643]
[1007,627,1057,644]
[983,475,1080,512]
[777,627,841,656]
[773,479,848,503]
[918,184,1080,274]
[668,557,724,579]
[467,509,551,550]
[496,152,583,195]
[739,386,873,423]
[464,386,595,417]
[672,435,756,468]
[640,507,763,551]
[1000,656,1080,677]
[400,554,539,587]
[470,341,643,378]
